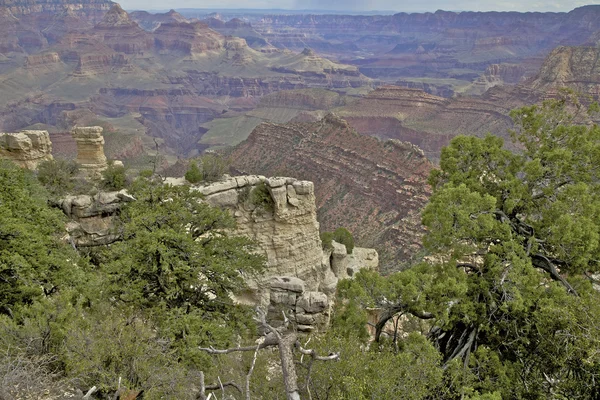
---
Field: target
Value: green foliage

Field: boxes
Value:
[308,334,443,400]
[101,161,127,191]
[103,176,265,365]
[334,96,600,398]
[320,231,334,250]
[333,227,354,254]
[184,160,202,184]
[185,154,230,184]
[0,161,80,315]
[36,159,79,197]
[250,181,274,212]
[321,227,355,253]
[199,153,230,182]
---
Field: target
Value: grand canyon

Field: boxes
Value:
[1,0,600,265]
[2,0,600,398]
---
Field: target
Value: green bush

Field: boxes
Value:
[101,161,127,191]
[185,154,230,184]
[320,231,334,250]
[333,227,354,254]
[184,161,202,184]
[250,182,274,212]
[36,159,79,197]
[199,153,229,182]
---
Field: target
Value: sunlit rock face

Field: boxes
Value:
[0,130,53,169]
[71,126,107,175]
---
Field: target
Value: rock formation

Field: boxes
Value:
[191,175,379,331]
[467,64,527,95]
[71,126,107,174]
[58,189,134,246]
[528,46,600,97]
[0,130,53,168]
[229,114,432,271]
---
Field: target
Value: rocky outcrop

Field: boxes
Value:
[191,175,379,331]
[467,64,527,95]
[59,174,378,331]
[0,130,53,168]
[229,114,433,271]
[59,189,134,246]
[130,9,187,32]
[71,126,107,174]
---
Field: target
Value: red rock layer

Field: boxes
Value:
[229,113,433,269]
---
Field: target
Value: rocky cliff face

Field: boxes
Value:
[0,129,53,168]
[528,46,600,97]
[192,175,379,331]
[467,63,527,95]
[229,114,432,270]
[1,0,113,21]
[253,7,600,82]
[59,189,134,246]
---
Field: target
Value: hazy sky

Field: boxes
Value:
[121,0,598,13]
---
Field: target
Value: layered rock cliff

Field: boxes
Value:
[253,6,600,82]
[229,114,433,270]
[528,46,600,97]
[0,129,53,168]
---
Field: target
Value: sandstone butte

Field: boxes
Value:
[229,113,433,271]
[71,125,108,175]
[59,175,380,333]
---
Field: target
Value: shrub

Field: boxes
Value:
[250,182,274,212]
[199,153,229,182]
[320,231,334,251]
[101,161,127,191]
[184,161,202,184]
[36,159,79,197]
[333,227,354,254]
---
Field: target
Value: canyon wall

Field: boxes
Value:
[229,114,433,271]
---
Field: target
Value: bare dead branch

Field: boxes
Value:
[246,342,261,400]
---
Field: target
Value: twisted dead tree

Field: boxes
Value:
[198,311,339,400]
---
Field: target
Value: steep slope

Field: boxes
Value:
[229,113,433,269]
[333,44,600,162]
[528,46,600,96]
